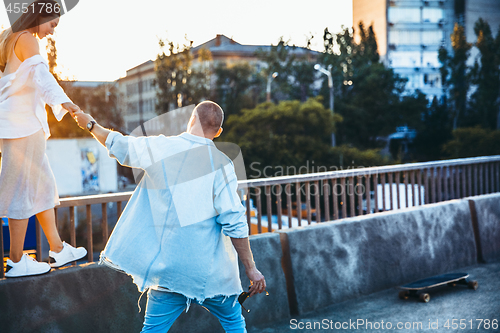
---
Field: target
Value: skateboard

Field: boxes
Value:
[398,273,478,303]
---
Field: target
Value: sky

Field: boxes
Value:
[1,0,353,81]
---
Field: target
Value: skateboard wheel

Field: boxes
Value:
[447,282,456,287]
[468,280,478,290]
[419,293,430,303]
[398,291,409,300]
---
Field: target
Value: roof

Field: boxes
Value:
[191,34,319,59]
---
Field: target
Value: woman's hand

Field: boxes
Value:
[74,111,95,130]
[62,102,81,116]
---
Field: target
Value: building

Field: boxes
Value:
[353,0,500,101]
[117,34,318,133]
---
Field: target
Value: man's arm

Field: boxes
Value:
[74,111,110,146]
[231,237,266,297]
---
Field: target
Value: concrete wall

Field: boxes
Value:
[279,199,477,315]
[468,193,500,262]
[1,195,498,332]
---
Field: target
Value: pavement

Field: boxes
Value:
[248,261,500,333]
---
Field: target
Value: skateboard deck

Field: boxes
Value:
[398,273,478,303]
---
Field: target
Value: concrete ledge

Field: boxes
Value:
[0,263,145,333]
[0,232,289,333]
[468,193,500,262]
[279,199,477,315]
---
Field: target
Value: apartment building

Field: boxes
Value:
[353,0,500,101]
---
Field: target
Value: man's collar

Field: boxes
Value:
[180,132,215,146]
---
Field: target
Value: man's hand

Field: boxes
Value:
[246,266,266,297]
[74,110,95,130]
[62,102,81,116]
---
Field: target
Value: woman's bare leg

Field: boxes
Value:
[36,208,63,253]
[8,218,29,263]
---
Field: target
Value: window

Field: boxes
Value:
[423,51,439,67]
[422,8,443,23]
[389,30,420,45]
[388,7,420,23]
[389,51,421,67]
[422,30,443,45]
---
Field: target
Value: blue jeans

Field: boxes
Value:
[141,289,247,333]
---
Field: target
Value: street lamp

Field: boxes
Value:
[314,64,336,146]
[266,72,279,102]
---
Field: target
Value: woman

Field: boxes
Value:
[0,0,86,278]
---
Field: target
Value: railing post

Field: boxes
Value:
[349,176,355,217]
[256,187,262,233]
[323,180,331,221]
[314,181,321,223]
[296,182,302,227]
[366,173,371,214]
[388,173,394,211]
[373,172,379,213]
[333,179,339,220]
[305,181,312,225]
[101,203,109,246]
[356,176,363,216]
[474,164,478,196]
[265,185,272,232]
[276,184,283,229]
[245,189,252,235]
[437,167,442,202]
[341,177,347,218]
[86,205,93,262]
[404,171,409,208]
[381,174,386,211]
[286,184,292,228]
[485,162,489,194]
[417,169,422,205]
[450,166,455,200]
[479,163,484,195]
[0,219,4,278]
[35,217,42,261]
[395,171,401,209]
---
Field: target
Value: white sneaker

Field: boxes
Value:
[49,241,87,268]
[5,254,51,278]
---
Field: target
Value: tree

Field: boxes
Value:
[155,37,211,114]
[469,18,500,129]
[213,62,262,116]
[45,37,88,138]
[223,98,336,178]
[320,23,412,149]
[439,23,472,129]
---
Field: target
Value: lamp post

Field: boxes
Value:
[314,64,335,146]
[266,72,278,102]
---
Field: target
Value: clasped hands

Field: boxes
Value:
[62,102,95,130]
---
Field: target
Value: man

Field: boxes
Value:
[74,101,265,333]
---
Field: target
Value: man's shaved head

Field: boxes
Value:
[193,101,224,135]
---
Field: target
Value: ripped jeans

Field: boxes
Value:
[141,289,247,333]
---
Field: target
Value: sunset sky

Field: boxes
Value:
[1,0,353,81]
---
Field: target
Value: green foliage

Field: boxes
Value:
[469,18,500,129]
[442,127,500,158]
[256,37,317,102]
[320,23,416,149]
[412,97,453,161]
[213,62,262,116]
[222,98,336,178]
[438,24,472,128]
[155,38,210,114]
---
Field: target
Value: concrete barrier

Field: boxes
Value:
[468,193,500,262]
[0,263,145,333]
[0,233,288,333]
[279,199,477,315]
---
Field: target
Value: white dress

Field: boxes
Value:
[0,31,71,219]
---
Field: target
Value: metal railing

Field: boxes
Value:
[1,155,499,278]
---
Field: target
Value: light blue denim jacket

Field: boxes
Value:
[99,131,249,302]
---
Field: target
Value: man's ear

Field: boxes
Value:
[213,127,223,138]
